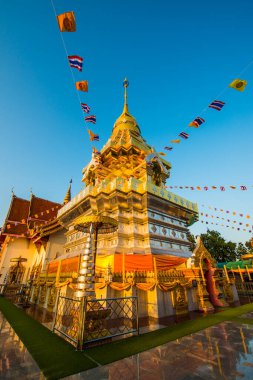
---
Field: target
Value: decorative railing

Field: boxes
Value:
[234,280,253,302]
[111,269,186,283]
[52,294,138,349]
[52,294,83,347]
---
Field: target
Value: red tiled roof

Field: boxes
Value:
[2,196,30,236]
[28,195,61,228]
[2,194,62,238]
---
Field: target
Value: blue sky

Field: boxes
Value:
[1,0,253,244]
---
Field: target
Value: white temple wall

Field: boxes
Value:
[43,230,66,271]
[157,288,175,317]
[136,288,148,317]
[187,288,199,311]
[0,238,37,284]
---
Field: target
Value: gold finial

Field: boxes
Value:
[123,78,129,112]
[63,179,72,205]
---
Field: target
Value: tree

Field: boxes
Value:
[200,229,239,263]
[187,232,196,252]
[245,238,253,251]
[236,242,248,257]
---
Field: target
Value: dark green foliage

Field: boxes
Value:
[245,238,253,251]
[200,229,249,262]
[187,232,196,251]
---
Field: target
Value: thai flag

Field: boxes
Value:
[164,146,173,150]
[178,132,189,139]
[92,134,99,141]
[81,103,90,113]
[85,115,96,124]
[68,55,83,71]
[189,117,205,128]
[208,100,225,111]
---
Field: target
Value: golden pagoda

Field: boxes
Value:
[57,80,198,262]
[1,80,235,321]
[39,79,206,319]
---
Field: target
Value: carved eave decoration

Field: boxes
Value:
[191,236,216,268]
[39,218,65,238]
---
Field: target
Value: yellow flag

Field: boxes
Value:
[88,130,99,141]
[229,79,247,92]
[76,81,88,92]
[158,152,166,156]
[171,139,180,144]
[57,12,76,32]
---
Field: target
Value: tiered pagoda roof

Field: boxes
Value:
[0,193,63,250]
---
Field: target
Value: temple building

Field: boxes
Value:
[0,190,69,286]
[0,81,235,321]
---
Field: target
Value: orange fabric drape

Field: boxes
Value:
[95,282,108,289]
[155,255,186,270]
[109,282,131,291]
[158,282,179,292]
[114,254,187,272]
[60,257,79,273]
[114,254,153,272]
[136,282,156,291]
[48,261,59,274]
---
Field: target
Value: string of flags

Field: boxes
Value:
[53,7,99,144]
[200,213,252,229]
[200,204,251,219]
[53,7,249,159]
[166,185,250,191]
[199,219,252,234]
[164,78,247,151]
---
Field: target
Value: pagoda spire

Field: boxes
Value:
[63,179,72,205]
[123,77,129,113]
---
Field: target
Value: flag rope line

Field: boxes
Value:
[200,204,252,220]
[49,0,96,148]
[166,185,252,191]
[199,219,252,234]
[199,213,252,229]
[165,56,253,151]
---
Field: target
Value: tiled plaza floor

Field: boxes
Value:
[0,311,43,379]
[63,322,253,380]
[2,308,253,380]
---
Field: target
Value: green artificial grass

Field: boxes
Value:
[233,317,253,325]
[0,297,97,380]
[1,297,253,379]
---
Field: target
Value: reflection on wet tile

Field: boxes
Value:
[0,311,43,379]
[63,322,253,380]
[240,312,253,319]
